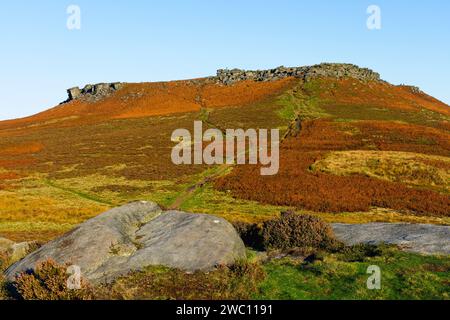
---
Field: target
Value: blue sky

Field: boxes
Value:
[0,0,449,120]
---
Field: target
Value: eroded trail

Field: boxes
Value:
[168,165,231,210]
[168,113,303,210]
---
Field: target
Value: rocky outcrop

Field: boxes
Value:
[64,64,381,101]
[332,223,450,255]
[67,87,82,100]
[399,85,423,94]
[216,63,381,85]
[5,202,246,284]
[66,82,123,103]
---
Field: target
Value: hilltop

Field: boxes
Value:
[0,63,448,243]
[1,63,448,129]
[0,62,449,301]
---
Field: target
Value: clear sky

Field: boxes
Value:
[0,0,449,120]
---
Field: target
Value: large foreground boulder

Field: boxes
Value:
[5,202,246,284]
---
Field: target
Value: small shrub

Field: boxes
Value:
[232,221,264,250]
[261,211,339,251]
[14,259,94,300]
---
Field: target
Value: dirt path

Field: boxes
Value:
[168,112,300,210]
[44,179,113,206]
[168,165,231,210]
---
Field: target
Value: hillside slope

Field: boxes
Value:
[0,63,449,242]
[0,77,296,131]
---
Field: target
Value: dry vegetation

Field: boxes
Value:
[215,119,450,216]
[213,78,449,218]
[0,74,448,301]
[308,77,450,116]
[0,76,449,243]
[12,260,94,300]
[8,258,265,300]
[0,77,296,131]
[355,120,450,156]
[0,79,293,241]
[312,151,450,193]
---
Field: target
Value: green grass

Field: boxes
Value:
[44,179,114,205]
[3,244,447,300]
[276,86,330,121]
[179,183,290,223]
[255,247,450,300]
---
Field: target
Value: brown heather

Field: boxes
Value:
[9,259,265,300]
[0,76,449,241]
[14,260,94,300]
[215,120,450,216]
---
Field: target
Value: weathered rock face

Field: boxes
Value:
[5,202,246,284]
[64,64,381,102]
[216,63,381,85]
[67,87,82,100]
[332,223,450,255]
[66,82,123,103]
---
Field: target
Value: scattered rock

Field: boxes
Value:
[399,84,423,94]
[332,223,450,255]
[216,63,381,85]
[5,202,246,284]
